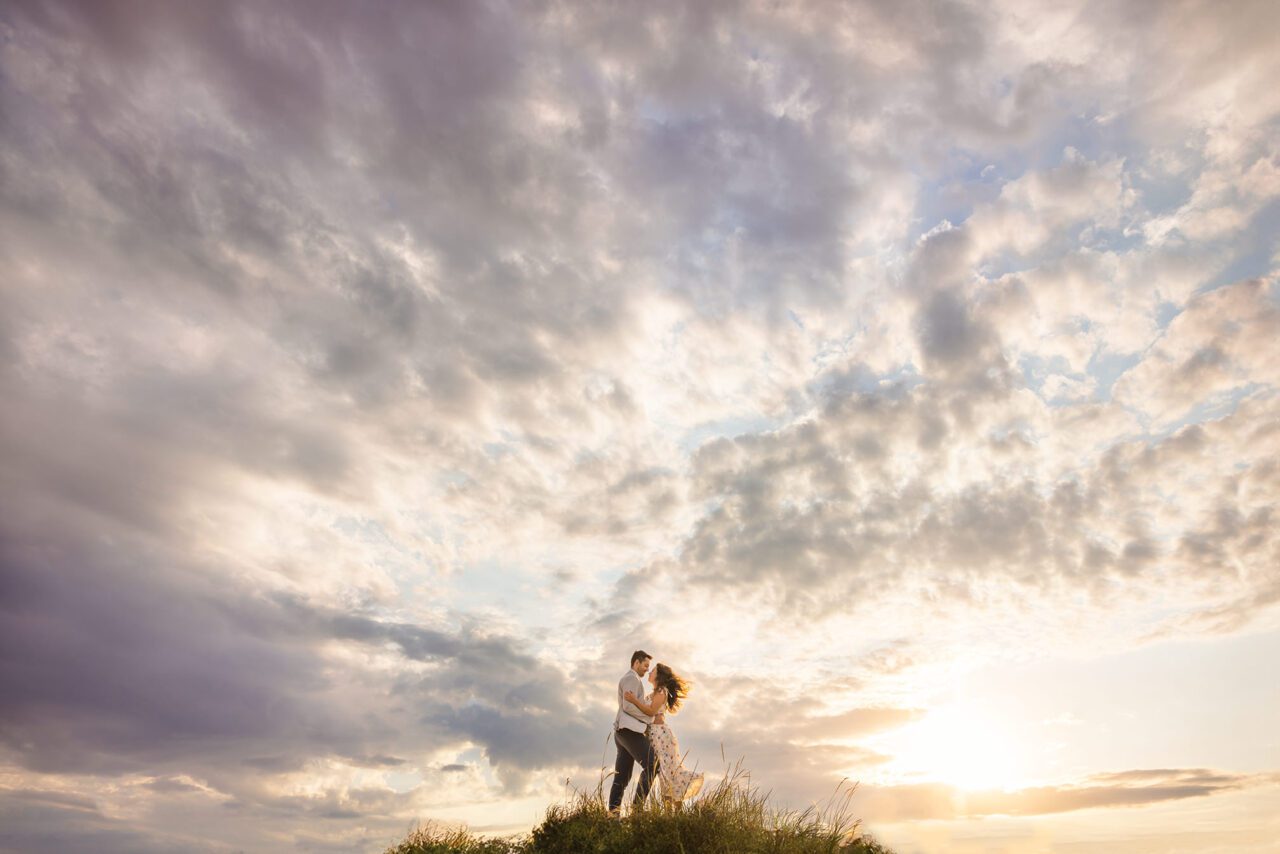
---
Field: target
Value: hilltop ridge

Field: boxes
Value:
[386,763,893,854]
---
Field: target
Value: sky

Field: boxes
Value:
[1,1,1278,852]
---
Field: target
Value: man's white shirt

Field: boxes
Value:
[614,670,652,733]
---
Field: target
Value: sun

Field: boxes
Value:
[876,701,1027,791]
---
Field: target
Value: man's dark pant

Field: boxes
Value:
[608,727,658,811]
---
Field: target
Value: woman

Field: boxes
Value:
[624,663,704,805]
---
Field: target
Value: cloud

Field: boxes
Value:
[0,439,607,839]
[658,367,1274,614]
[0,501,599,780]
[2,0,1279,849]
[789,707,924,742]
[1113,278,1280,427]
[0,790,222,854]
[853,768,1270,821]
[966,147,1133,261]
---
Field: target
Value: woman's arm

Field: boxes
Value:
[623,687,667,716]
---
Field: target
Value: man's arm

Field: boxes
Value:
[620,673,648,718]
[625,686,666,716]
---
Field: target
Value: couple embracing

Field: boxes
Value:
[609,650,705,812]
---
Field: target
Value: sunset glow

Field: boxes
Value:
[878,702,1028,792]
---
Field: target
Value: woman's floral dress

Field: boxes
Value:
[646,695,704,804]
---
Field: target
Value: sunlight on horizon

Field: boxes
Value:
[872,701,1030,792]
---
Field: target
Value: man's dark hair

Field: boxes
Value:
[630,650,652,666]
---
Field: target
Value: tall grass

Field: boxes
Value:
[387,822,522,854]
[387,757,893,854]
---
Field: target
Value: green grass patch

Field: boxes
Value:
[387,760,893,854]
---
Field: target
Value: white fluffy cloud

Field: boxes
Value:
[2,1,1278,851]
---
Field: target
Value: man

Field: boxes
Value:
[608,649,659,813]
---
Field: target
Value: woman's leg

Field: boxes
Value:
[652,727,677,804]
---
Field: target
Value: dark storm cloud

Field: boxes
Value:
[0,338,600,818]
[0,491,598,781]
[0,784,416,853]
[0,534,329,776]
[0,789,221,854]
[0,527,592,773]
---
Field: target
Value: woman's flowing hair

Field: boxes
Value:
[653,663,691,713]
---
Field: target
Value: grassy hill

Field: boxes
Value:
[386,762,893,854]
